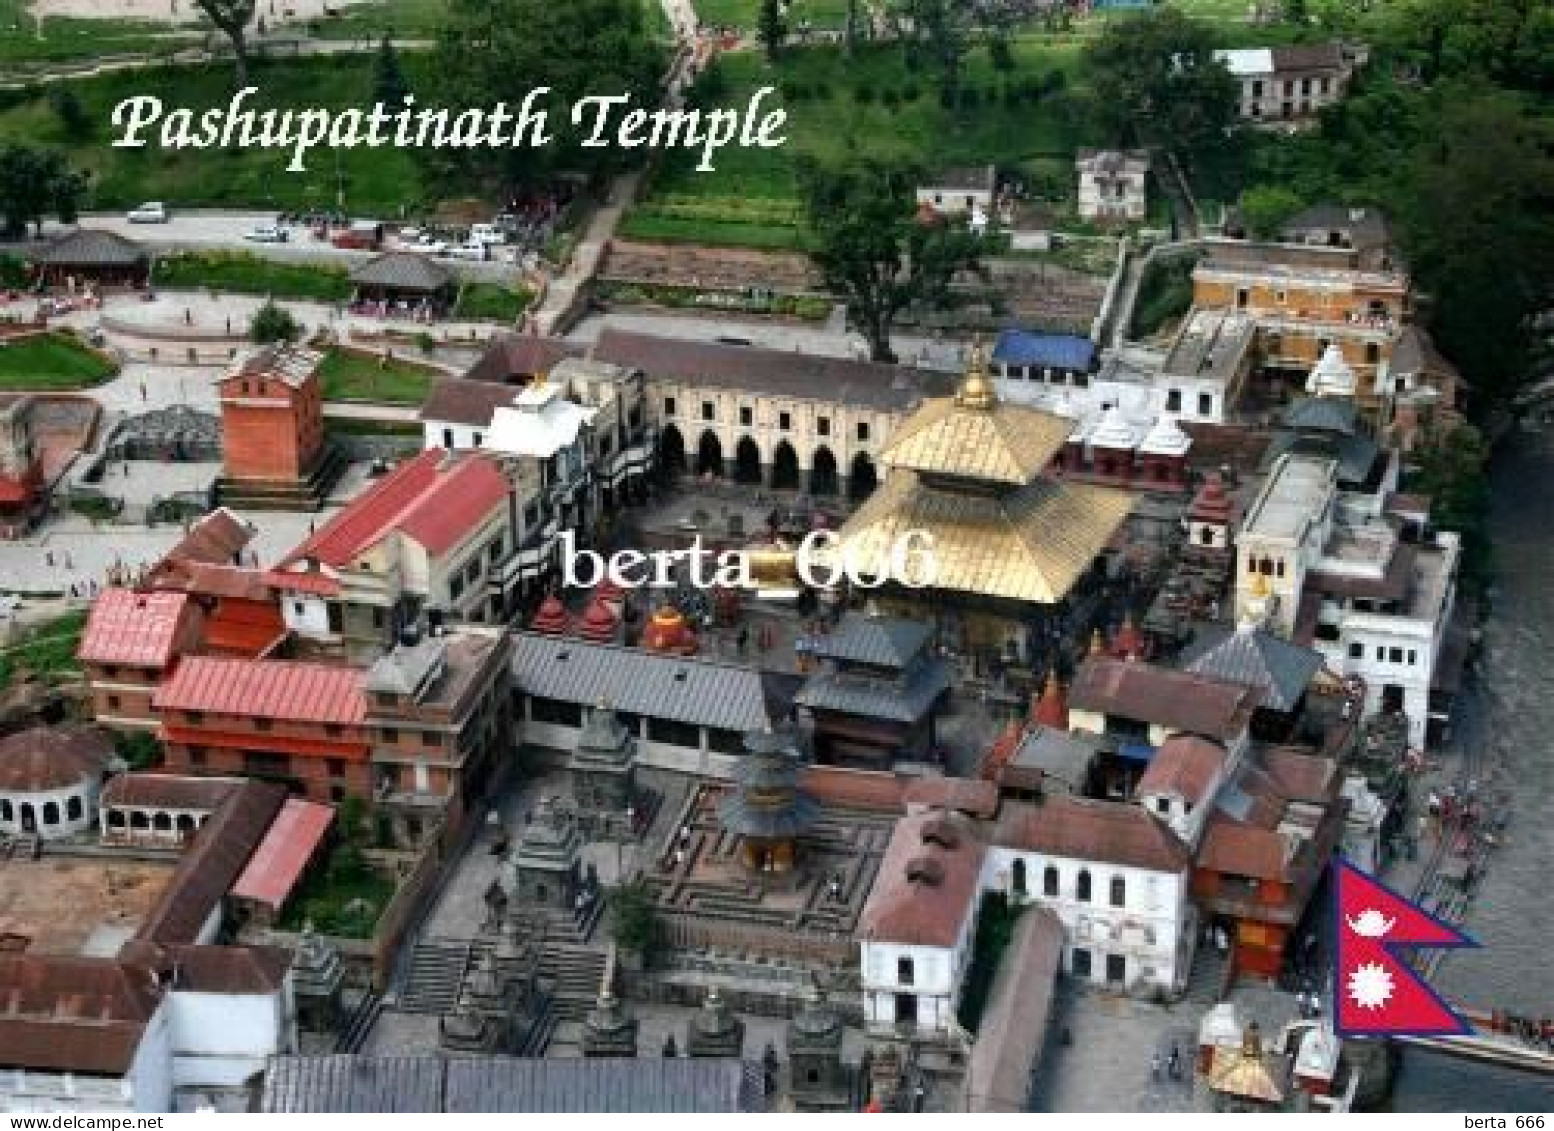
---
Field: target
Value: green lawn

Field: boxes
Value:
[0,0,196,68]
[154,251,354,302]
[0,332,115,390]
[318,347,436,404]
[630,37,1090,249]
[452,281,532,323]
[298,0,449,39]
[0,610,86,683]
[696,0,853,28]
[0,55,434,213]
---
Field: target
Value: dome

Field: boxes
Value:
[575,598,619,644]
[1139,412,1192,458]
[1306,344,1357,399]
[529,595,571,635]
[0,726,112,793]
[1088,405,1138,450]
[593,576,625,606]
[641,604,697,655]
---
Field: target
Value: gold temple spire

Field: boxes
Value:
[954,337,998,411]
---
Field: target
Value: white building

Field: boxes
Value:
[857,810,986,1034]
[914,165,996,216]
[1213,43,1353,122]
[0,726,111,841]
[987,796,1194,993]
[1076,149,1150,222]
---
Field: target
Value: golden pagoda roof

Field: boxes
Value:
[879,341,1073,486]
[1207,1044,1286,1104]
[835,471,1133,604]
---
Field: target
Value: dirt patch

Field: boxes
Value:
[0,853,175,956]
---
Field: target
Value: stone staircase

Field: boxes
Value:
[1184,940,1231,1007]
[397,938,472,1014]
[536,942,608,1022]
[214,441,347,512]
[334,991,382,1053]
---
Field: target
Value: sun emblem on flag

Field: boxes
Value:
[1347,961,1395,1010]
[1345,908,1396,938]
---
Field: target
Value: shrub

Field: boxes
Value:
[249,300,301,344]
[881,88,900,109]
[48,87,91,140]
[1003,85,1022,109]
[938,87,955,110]
[960,86,980,109]
[902,81,920,102]
[853,82,874,103]
[609,878,665,959]
[989,38,1014,72]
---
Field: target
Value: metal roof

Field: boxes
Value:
[230,799,335,910]
[1182,624,1323,712]
[263,1055,763,1112]
[794,658,951,724]
[810,612,932,669]
[510,631,776,733]
[154,657,366,725]
[77,588,192,668]
[349,251,453,292]
[991,329,1096,372]
[32,227,147,267]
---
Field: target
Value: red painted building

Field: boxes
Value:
[217,345,340,508]
[153,657,370,804]
[78,589,204,732]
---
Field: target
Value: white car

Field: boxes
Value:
[408,235,448,255]
[469,223,505,246]
[127,201,169,223]
[243,223,289,243]
[445,241,490,261]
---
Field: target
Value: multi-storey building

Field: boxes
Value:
[78,589,204,732]
[1075,149,1150,222]
[215,345,342,509]
[1214,43,1356,122]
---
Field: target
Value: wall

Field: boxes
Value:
[859,939,966,1033]
[0,778,98,841]
[168,984,293,1089]
[280,592,335,640]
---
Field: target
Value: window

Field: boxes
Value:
[186,711,204,725]
[442,427,454,448]
[1407,650,1417,665]
[1252,79,1264,97]
[450,575,464,600]
[1349,642,1364,659]
[1235,287,1249,309]
[1106,954,1127,985]
[664,396,677,417]
[1198,392,1214,416]
[1109,875,1126,908]
[1072,948,1092,978]
[1156,797,1170,814]
[293,601,306,617]
[66,796,83,821]
[1365,342,1381,366]
[1043,865,1059,897]
[1165,389,1182,412]
[739,406,752,427]
[856,421,870,442]
[43,802,59,825]
[1275,560,1286,578]
[778,411,791,431]
[1011,858,1027,896]
[1389,647,1404,664]
[1076,870,1092,902]
[330,785,347,803]
[1275,289,1287,305]
[423,731,442,748]
[897,957,915,986]
[1376,646,1386,661]
[327,758,346,777]
[371,608,385,629]
[817,416,830,437]
[255,718,272,732]
[382,728,399,744]
[106,694,121,710]
[701,401,715,421]
[325,724,342,737]
[466,560,481,585]
[189,747,207,768]
[472,432,484,448]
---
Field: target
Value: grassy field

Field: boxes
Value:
[628,37,1090,249]
[317,347,436,403]
[154,251,354,302]
[301,0,449,39]
[696,0,853,28]
[0,0,195,68]
[0,55,434,213]
[0,332,115,389]
[0,610,86,683]
[452,281,532,323]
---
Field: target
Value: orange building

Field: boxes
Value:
[78,589,204,732]
[217,345,341,509]
[146,508,287,658]
[153,657,371,804]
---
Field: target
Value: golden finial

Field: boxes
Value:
[954,336,998,410]
[1089,627,1106,657]
[1250,570,1271,599]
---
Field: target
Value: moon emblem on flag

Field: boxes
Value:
[1345,908,1396,938]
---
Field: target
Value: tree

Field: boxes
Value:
[1238,185,1305,239]
[1081,8,1238,166]
[0,145,86,238]
[800,158,983,363]
[193,0,258,87]
[758,0,786,61]
[372,33,410,107]
[249,300,301,344]
[428,0,665,192]
[47,87,91,140]
[608,878,664,960]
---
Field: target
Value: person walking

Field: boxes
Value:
[1150,1052,1163,1083]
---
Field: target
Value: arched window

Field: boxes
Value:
[1259,557,1275,576]
[897,957,915,986]
[1200,525,1215,545]
[1043,865,1059,897]
[108,809,127,828]
[130,811,150,829]
[1077,869,1092,902]
[66,796,83,822]
[1110,875,1127,908]
[1011,858,1028,896]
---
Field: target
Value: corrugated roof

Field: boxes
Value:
[793,658,950,723]
[155,657,366,725]
[279,449,509,569]
[810,612,932,668]
[510,632,775,733]
[1183,624,1323,712]
[1069,657,1255,741]
[992,329,1096,372]
[78,588,193,668]
[349,251,453,292]
[262,1055,762,1113]
[231,799,335,910]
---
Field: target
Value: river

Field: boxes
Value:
[1389,425,1554,1112]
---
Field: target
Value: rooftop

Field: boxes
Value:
[991,329,1097,373]
[1162,307,1258,383]
[859,809,986,948]
[32,227,147,267]
[921,164,997,192]
[488,378,597,459]
[1136,735,1227,806]
[0,954,160,1076]
[364,628,508,713]
[461,334,582,385]
[155,657,366,725]
[808,611,933,669]
[419,375,522,427]
[230,798,334,911]
[994,795,1191,873]
[0,725,113,793]
[1069,657,1256,741]
[224,344,324,391]
[1005,726,1104,790]
[1182,622,1324,712]
[1240,452,1335,544]
[77,588,193,669]
[349,251,453,292]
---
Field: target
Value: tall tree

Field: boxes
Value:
[372,33,410,107]
[0,146,85,238]
[1081,8,1238,166]
[800,159,983,363]
[429,0,665,192]
[193,0,257,87]
[757,0,786,62]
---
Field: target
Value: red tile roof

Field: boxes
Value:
[1260,746,1339,803]
[0,475,32,504]
[0,725,113,792]
[262,568,340,596]
[231,799,335,910]
[1198,818,1290,881]
[1137,736,1227,806]
[279,449,510,569]
[0,954,160,1075]
[859,810,986,947]
[161,507,254,567]
[994,796,1191,873]
[154,657,366,725]
[77,588,193,668]
[1069,657,1256,741]
[102,773,242,812]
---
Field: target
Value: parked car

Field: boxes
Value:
[127,201,169,223]
[445,241,491,261]
[243,223,289,244]
[407,235,448,255]
[330,220,385,250]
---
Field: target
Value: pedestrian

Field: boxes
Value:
[139,382,147,402]
[1167,1045,1180,1080]
[1150,1052,1162,1082]
[45,551,54,567]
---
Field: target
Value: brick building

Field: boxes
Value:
[153,657,370,804]
[216,345,342,510]
[78,589,204,732]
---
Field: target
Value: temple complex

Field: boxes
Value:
[834,341,1134,659]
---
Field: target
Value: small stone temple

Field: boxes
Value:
[717,729,819,878]
[568,703,637,825]
[787,982,851,1111]
[440,951,521,1053]
[513,797,583,909]
[289,923,346,1034]
[581,988,640,1058]
[686,986,745,1059]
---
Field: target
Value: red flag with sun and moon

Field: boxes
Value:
[1333,857,1477,1036]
